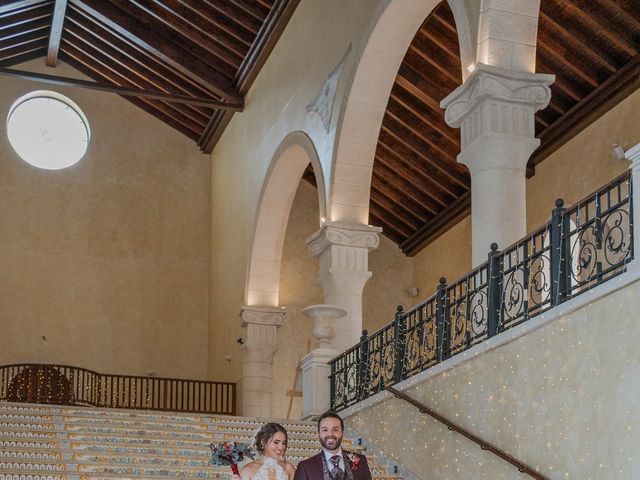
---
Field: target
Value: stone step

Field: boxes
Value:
[0,404,317,432]
[0,460,397,479]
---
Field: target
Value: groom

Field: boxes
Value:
[294,411,372,480]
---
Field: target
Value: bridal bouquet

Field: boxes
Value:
[210,441,255,475]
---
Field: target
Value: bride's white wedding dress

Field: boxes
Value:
[252,456,288,480]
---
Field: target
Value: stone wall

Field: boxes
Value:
[347,275,640,479]
[0,60,210,379]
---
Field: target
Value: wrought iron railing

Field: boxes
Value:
[330,171,633,411]
[0,363,236,415]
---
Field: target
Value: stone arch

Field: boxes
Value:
[245,131,325,307]
[329,0,441,225]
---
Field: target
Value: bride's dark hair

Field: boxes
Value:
[255,422,288,456]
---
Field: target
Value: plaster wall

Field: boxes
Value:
[273,180,414,419]
[348,276,640,479]
[526,88,640,229]
[209,0,439,382]
[0,60,210,379]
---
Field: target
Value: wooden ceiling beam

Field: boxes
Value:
[374,149,447,215]
[225,0,270,22]
[61,36,213,125]
[0,46,46,66]
[0,4,51,29]
[369,209,407,245]
[372,167,436,220]
[69,0,242,103]
[387,89,460,149]
[531,56,640,168]
[400,191,471,256]
[46,0,66,66]
[0,65,240,112]
[395,73,442,113]
[407,44,460,84]
[65,11,218,99]
[602,0,640,32]
[376,144,453,208]
[537,38,599,89]
[390,86,460,148]
[118,0,246,67]
[165,0,259,47]
[0,29,47,52]
[201,0,262,36]
[369,196,415,239]
[0,15,49,40]
[538,11,620,72]
[378,128,468,198]
[235,0,299,93]
[368,207,407,245]
[386,102,458,161]
[383,111,466,177]
[62,53,206,139]
[563,1,636,58]
[0,0,47,15]
[199,0,300,153]
[370,183,426,231]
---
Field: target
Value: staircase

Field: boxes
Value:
[0,401,400,480]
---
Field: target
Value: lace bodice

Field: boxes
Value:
[252,456,288,480]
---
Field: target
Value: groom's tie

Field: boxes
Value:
[330,455,344,480]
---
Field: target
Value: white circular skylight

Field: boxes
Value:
[6,90,90,170]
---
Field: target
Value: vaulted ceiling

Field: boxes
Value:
[0,0,299,152]
[0,0,639,255]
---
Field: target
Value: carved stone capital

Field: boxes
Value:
[441,64,554,147]
[240,305,286,328]
[239,305,286,354]
[306,222,382,258]
[442,63,554,126]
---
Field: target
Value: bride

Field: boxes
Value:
[239,422,296,480]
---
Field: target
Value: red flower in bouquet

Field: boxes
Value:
[210,441,255,475]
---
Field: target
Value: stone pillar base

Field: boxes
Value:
[301,348,339,419]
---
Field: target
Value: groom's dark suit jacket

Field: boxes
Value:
[294,451,372,480]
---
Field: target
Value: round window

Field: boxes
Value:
[6,90,90,170]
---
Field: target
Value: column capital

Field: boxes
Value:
[625,143,640,170]
[441,63,554,147]
[306,221,382,258]
[239,305,286,328]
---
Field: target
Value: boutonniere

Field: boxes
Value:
[346,452,361,471]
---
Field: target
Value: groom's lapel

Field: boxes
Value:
[342,451,354,480]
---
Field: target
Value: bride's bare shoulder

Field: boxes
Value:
[283,461,296,473]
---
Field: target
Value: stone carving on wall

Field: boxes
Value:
[306,43,352,132]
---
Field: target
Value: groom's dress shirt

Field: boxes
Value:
[322,449,345,472]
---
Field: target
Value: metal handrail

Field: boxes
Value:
[386,386,548,480]
[0,363,236,415]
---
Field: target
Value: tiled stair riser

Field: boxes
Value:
[0,402,400,480]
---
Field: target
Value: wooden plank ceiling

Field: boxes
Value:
[0,0,639,256]
[0,0,299,152]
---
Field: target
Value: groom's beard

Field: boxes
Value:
[320,434,343,451]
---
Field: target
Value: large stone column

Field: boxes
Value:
[300,304,346,419]
[239,305,286,417]
[441,64,554,266]
[307,222,381,351]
